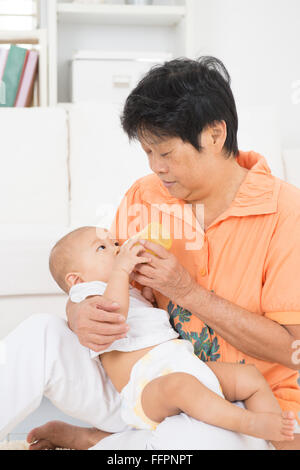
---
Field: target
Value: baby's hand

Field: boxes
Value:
[114,238,151,275]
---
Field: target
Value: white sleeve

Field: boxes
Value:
[69,281,108,303]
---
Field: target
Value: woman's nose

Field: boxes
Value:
[149,154,168,175]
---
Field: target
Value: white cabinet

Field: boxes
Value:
[47,0,196,105]
[71,50,172,104]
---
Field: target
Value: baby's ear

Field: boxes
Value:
[65,272,83,289]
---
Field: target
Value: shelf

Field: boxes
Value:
[0,30,43,45]
[48,1,195,105]
[0,29,48,106]
[57,3,186,27]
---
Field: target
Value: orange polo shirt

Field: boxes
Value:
[111,150,300,422]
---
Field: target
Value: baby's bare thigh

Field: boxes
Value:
[206,362,262,402]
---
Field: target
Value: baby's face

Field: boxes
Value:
[70,227,120,285]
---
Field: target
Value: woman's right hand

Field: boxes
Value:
[66,295,129,352]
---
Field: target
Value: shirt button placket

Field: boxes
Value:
[200,236,209,277]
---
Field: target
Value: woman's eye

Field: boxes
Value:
[97,245,106,251]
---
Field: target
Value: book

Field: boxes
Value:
[0,45,28,107]
[0,48,8,105]
[0,48,9,80]
[14,49,29,105]
[15,50,39,107]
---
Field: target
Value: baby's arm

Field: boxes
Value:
[103,268,130,320]
[102,239,150,320]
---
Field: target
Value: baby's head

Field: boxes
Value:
[49,226,120,294]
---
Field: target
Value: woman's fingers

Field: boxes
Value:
[139,239,169,259]
[131,272,153,288]
[87,332,128,348]
[88,342,116,353]
[74,297,128,350]
[90,309,126,324]
[142,286,156,304]
[88,319,129,336]
[136,256,152,265]
[134,262,155,278]
[92,296,120,311]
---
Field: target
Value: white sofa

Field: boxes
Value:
[0,103,152,338]
[0,104,299,339]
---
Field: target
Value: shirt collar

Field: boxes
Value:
[140,151,280,224]
[227,150,280,217]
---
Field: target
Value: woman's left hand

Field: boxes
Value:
[131,239,196,304]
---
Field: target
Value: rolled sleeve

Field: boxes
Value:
[262,212,300,325]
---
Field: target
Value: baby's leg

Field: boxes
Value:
[206,362,295,445]
[141,372,252,433]
[141,370,295,444]
[206,362,281,412]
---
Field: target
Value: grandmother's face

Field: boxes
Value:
[140,131,224,202]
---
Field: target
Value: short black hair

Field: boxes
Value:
[121,56,239,158]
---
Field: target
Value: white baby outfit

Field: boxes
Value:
[70,281,224,430]
[70,281,179,357]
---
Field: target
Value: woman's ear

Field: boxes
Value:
[211,120,227,147]
[202,121,227,149]
[65,272,83,289]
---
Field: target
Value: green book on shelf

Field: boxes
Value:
[0,45,27,107]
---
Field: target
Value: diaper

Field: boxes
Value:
[120,339,224,431]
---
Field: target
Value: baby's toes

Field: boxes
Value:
[282,411,295,427]
[282,410,295,421]
[281,411,295,439]
[281,430,294,441]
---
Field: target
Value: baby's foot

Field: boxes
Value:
[273,433,300,450]
[249,410,295,443]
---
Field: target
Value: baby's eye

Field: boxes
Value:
[114,242,120,246]
[97,245,106,251]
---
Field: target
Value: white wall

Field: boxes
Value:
[195,0,300,151]
[53,0,300,160]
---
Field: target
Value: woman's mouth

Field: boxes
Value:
[162,181,176,188]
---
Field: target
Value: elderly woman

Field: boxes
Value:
[2,57,299,450]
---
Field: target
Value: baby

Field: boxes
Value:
[49,225,295,449]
